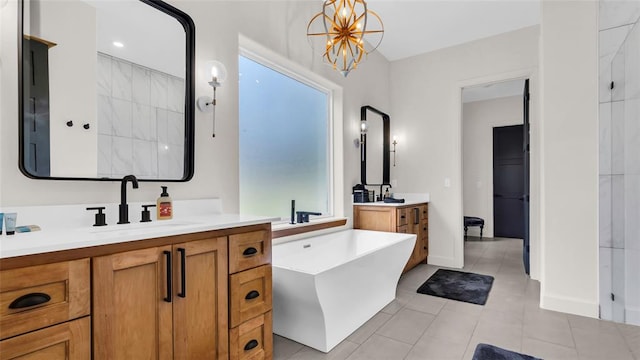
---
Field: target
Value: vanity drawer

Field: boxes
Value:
[0,258,90,340]
[229,230,271,274]
[0,316,90,359]
[230,311,273,360]
[229,265,272,328]
[419,204,428,220]
[396,208,408,226]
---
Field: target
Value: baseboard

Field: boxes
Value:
[625,306,640,326]
[541,293,599,318]
[427,255,460,269]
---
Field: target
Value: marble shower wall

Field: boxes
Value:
[599,0,640,325]
[97,53,185,179]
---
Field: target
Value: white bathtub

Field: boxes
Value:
[272,229,416,352]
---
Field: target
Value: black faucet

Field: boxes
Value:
[380,183,392,200]
[296,211,321,223]
[118,175,139,224]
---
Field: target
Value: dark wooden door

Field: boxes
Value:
[22,38,51,177]
[493,125,524,239]
[522,79,531,275]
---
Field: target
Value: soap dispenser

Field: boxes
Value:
[157,186,173,220]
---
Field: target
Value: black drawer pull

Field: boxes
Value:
[178,248,186,298]
[245,290,260,300]
[9,293,51,309]
[242,247,258,257]
[400,215,406,219]
[244,339,259,351]
[164,250,172,303]
[424,246,428,250]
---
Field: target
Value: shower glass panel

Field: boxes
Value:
[602,18,640,326]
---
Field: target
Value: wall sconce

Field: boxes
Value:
[197,60,227,137]
[354,120,368,147]
[391,135,398,166]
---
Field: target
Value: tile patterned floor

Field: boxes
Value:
[274,238,640,360]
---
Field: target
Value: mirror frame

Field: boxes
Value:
[18,0,196,182]
[360,105,390,186]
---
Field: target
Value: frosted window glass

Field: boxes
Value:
[239,56,330,219]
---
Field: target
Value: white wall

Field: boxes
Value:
[0,0,390,224]
[539,0,599,317]
[37,0,98,177]
[462,95,522,238]
[389,26,540,274]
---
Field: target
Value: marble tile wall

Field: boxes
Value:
[96,53,185,179]
[599,0,640,325]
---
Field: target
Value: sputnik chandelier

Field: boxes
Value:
[307,0,384,77]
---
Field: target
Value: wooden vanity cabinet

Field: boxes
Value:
[0,223,272,360]
[354,203,429,272]
[93,237,229,359]
[92,226,273,360]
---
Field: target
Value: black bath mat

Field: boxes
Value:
[472,343,542,360]
[416,269,494,305]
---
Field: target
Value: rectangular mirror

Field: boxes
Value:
[19,0,195,181]
[360,106,390,187]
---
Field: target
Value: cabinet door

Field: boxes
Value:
[354,207,394,231]
[0,316,90,360]
[93,246,173,360]
[173,237,228,359]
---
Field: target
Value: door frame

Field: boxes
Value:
[457,69,538,280]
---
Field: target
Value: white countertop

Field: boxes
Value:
[353,193,429,207]
[0,199,277,259]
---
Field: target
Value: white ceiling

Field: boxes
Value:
[365,0,541,61]
[87,0,185,78]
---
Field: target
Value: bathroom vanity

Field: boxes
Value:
[353,198,429,272]
[0,205,275,360]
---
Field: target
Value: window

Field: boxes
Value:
[239,53,334,220]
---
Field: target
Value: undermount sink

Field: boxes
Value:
[86,220,199,234]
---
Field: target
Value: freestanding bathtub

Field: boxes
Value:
[272,229,416,352]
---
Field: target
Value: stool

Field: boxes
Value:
[464,216,484,238]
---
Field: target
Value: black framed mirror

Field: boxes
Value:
[360,105,390,187]
[19,0,195,181]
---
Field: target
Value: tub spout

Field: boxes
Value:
[296,211,321,223]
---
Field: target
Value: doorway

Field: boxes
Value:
[461,78,530,274]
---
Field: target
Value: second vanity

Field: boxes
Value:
[0,199,276,360]
[353,194,429,273]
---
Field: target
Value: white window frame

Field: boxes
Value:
[238,35,344,222]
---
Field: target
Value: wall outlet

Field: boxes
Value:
[444,178,451,188]
[391,179,397,187]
